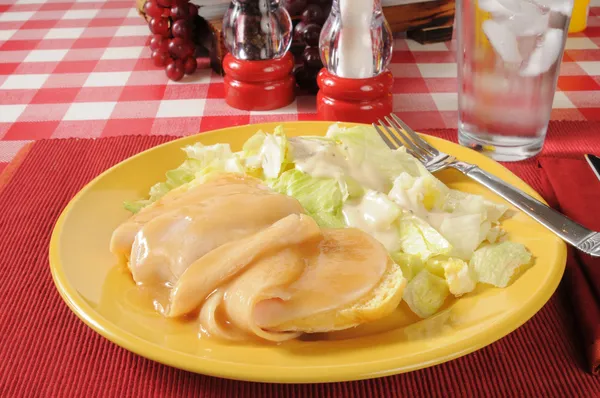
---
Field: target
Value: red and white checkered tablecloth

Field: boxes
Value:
[2,0,600,172]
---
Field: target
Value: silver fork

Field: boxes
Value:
[374,113,600,257]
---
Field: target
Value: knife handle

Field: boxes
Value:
[452,162,600,257]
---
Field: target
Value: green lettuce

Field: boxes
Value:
[268,169,346,228]
[470,242,532,288]
[319,124,422,192]
[397,213,452,261]
[403,269,450,318]
[241,126,291,179]
[124,142,243,213]
[427,257,477,296]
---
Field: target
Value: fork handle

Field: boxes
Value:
[451,162,600,256]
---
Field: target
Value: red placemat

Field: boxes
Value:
[1,121,600,397]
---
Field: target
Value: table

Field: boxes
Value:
[2,2,600,396]
[2,0,600,173]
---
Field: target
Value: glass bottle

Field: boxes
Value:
[223,0,293,61]
[319,0,393,79]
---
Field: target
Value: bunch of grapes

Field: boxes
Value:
[282,0,332,92]
[143,0,201,81]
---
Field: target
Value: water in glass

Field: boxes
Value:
[457,0,574,161]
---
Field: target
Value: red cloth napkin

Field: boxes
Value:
[2,122,600,397]
[538,156,600,375]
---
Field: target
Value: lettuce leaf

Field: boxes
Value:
[403,269,450,318]
[390,252,424,282]
[470,241,532,288]
[124,143,243,213]
[240,126,291,179]
[438,213,488,260]
[342,191,403,252]
[432,257,477,296]
[242,130,266,170]
[324,124,422,192]
[398,213,452,261]
[268,169,346,228]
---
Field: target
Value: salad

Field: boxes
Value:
[124,124,532,319]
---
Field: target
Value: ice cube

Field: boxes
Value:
[534,0,574,16]
[518,35,540,60]
[478,0,523,16]
[520,28,564,76]
[548,10,569,29]
[507,2,550,36]
[482,20,523,63]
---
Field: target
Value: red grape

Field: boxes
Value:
[168,37,194,59]
[149,17,170,37]
[288,0,332,89]
[149,34,162,51]
[293,21,307,42]
[170,4,189,20]
[301,4,325,25]
[303,46,322,69]
[294,66,318,93]
[144,1,163,18]
[144,0,202,80]
[166,59,185,81]
[172,19,192,40]
[282,0,308,16]
[150,35,169,54]
[152,50,170,67]
[302,23,321,47]
[188,3,198,17]
[184,57,197,75]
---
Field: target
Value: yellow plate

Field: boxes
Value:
[49,121,566,383]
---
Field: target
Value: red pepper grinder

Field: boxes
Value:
[317,0,394,123]
[222,0,295,111]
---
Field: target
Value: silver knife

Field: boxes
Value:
[586,154,600,182]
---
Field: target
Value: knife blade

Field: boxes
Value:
[585,154,600,182]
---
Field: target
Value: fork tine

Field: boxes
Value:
[382,117,426,160]
[375,121,407,151]
[372,123,401,150]
[390,113,437,157]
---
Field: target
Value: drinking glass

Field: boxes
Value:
[457,0,574,161]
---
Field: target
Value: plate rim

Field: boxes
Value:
[49,121,567,383]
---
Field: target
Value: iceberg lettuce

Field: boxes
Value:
[470,241,532,288]
[397,212,452,261]
[428,257,478,296]
[390,252,424,281]
[403,269,450,318]
[342,191,403,252]
[124,143,243,213]
[241,126,291,179]
[268,169,346,228]
[324,124,422,192]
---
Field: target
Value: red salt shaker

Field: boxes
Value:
[316,69,394,124]
[222,0,295,111]
[317,0,394,123]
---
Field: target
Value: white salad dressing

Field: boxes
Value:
[342,192,402,253]
[337,0,375,78]
[289,137,388,193]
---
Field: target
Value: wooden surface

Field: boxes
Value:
[384,0,456,43]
